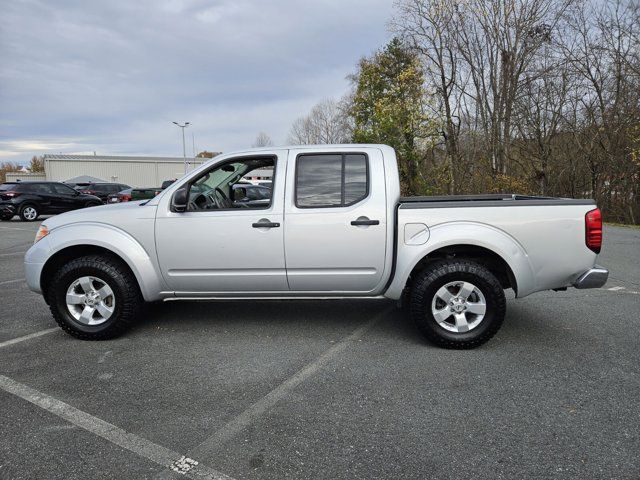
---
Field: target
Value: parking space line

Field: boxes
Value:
[0,226,35,232]
[154,305,393,479]
[0,278,25,286]
[0,374,235,480]
[0,251,27,257]
[0,328,58,349]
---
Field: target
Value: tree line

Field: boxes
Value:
[287,0,640,224]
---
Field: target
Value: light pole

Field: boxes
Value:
[172,121,190,173]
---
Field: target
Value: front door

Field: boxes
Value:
[284,148,388,293]
[49,183,81,213]
[155,152,287,294]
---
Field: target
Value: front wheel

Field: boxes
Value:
[409,259,506,349]
[46,254,142,340]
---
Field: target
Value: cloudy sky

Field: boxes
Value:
[0,0,393,164]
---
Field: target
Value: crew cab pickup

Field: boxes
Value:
[24,145,608,348]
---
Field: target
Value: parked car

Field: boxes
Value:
[106,188,132,203]
[130,188,162,201]
[25,145,608,348]
[161,179,176,190]
[0,181,102,221]
[107,182,176,203]
[231,183,272,208]
[74,183,130,203]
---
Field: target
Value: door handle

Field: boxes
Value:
[252,220,280,228]
[351,218,379,226]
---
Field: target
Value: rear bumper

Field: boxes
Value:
[573,265,609,289]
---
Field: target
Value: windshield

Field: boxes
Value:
[191,162,250,194]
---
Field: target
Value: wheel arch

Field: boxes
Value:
[385,222,537,300]
[406,244,517,294]
[38,224,165,302]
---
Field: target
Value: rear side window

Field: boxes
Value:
[25,183,52,194]
[51,183,75,195]
[295,153,368,208]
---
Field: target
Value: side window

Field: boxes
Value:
[30,184,53,194]
[187,157,276,211]
[295,153,369,208]
[51,183,75,195]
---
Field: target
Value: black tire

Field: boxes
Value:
[409,259,506,349]
[0,214,13,221]
[46,254,142,340]
[19,203,39,221]
[85,201,102,208]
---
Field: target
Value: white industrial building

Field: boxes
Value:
[5,153,275,187]
[39,154,207,188]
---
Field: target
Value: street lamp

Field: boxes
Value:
[172,121,190,173]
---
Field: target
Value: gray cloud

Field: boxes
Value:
[0,0,392,163]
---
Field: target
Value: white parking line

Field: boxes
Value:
[0,328,58,349]
[0,251,27,257]
[0,374,235,480]
[603,286,640,295]
[0,226,36,232]
[154,305,393,479]
[0,278,25,286]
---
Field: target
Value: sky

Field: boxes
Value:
[0,0,394,165]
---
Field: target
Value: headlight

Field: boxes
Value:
[34,225,49,243]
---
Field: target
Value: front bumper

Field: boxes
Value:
[24,236,52,295]
[0,203,16,216]
[573,265,609,289]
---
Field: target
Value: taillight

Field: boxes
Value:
[122,194,131,202]
[585,208,602,254]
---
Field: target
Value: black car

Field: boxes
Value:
[73,182,131,202]
[0,181,103,221]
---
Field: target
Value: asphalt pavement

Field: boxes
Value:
[0,218,638,479]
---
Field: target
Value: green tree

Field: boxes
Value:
[29,156,44,172]
[350,38,438,195]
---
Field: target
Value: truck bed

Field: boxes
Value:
[399,194,595,209]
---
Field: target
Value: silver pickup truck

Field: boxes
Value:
[24,144,608,348]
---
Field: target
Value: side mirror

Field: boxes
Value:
[233,187,247,201]
[171,187,189,212]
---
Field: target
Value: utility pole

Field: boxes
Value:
[172,121,190,173]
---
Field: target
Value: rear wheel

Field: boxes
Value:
[46,254,142,340]
[19,204,39,221]
[409,259,506,349]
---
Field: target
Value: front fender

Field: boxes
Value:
[25,222,165,302]
[385,221,536,300]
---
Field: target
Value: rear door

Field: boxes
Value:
[284,147,387,293]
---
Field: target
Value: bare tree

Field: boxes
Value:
[393,0,463,193]
[252,132,273,148]
[288,98,351,145]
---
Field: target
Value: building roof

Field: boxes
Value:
[44,154,199,163]
[64,175,108,184]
